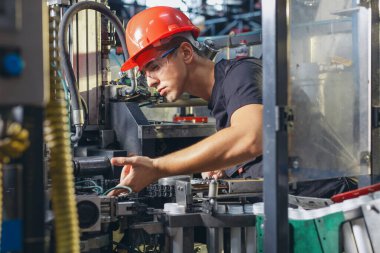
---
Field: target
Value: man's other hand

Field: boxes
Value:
[201,169,226,180]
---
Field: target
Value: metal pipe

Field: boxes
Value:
[73,156,112,177]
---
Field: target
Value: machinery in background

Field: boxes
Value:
[107,0,262,36]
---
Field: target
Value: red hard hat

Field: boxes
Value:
[121,6,200,72]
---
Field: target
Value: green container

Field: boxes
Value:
[256,211,345,253]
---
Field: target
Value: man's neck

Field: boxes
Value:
[185,58,215,101]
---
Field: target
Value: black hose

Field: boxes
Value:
[58,1,136,142]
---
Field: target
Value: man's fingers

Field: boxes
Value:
[106,190,116,197]
[106,186,131,197]
[111,157,136,166]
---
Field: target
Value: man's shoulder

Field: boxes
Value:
[224,57,262,78]
[230,57,262,68]
[219,57,261,75]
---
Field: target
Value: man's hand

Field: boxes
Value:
[107,156,161,196]
[202,169,226,180]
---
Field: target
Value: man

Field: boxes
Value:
[109,6,263,194]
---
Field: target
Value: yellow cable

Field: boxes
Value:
[45,5,80,252]
[44,100,80,253]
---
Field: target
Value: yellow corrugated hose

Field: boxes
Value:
[0,122,30,247]
[45,5,80,253]
[44,100,80,253]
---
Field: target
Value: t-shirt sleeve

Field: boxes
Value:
[223,61,263,121]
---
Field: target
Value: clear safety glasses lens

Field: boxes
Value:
[140,46,179,78]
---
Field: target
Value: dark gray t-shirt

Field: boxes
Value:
[208,57,263,178]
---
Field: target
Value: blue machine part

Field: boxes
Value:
[1,219,22,252]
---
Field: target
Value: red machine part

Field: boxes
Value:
[173,116,208,123]
[331,182,380,203]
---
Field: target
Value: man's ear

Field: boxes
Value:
[180,42,194,64]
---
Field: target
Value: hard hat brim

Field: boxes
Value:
[121,45,165,72]
[121,59,137,72]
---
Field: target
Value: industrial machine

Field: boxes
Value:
[1,0,380,253]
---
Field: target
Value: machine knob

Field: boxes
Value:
[1,53,24,77]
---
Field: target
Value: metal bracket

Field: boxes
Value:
[360,151,371,166]
[372,106,380,128]
[276,106,294,131]
[47,0,70,6]
[175,180,192,207]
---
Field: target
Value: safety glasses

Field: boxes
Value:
[140,45,179,78]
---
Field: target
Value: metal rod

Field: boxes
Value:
[86,8,90,117]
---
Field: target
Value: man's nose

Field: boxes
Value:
[146,76,159,88]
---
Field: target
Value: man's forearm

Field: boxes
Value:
[153,104,263,176]
[153,123,261,176]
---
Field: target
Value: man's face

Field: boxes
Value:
[141,46,186,102]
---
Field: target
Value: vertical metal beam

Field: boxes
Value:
[169,227,194,253]
[183,227,194,253]
[230,227,243,253]
[262,0,289,252]
[207,227,223,253]
[245,226,256,253]
[353,3,371,187]
[23,108,46,253]
[353,4,370,162]
[371,0,380,183]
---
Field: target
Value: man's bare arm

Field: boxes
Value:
[109,104,262,193]
[154,104,263,176]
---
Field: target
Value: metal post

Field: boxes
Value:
[230,227,243,253]
[371,0,380,184]
[352,2,371,187]
[207,227,224,253]
[183,227,194,253]
[23,108,46,253]
[245,226,255,253]
[262,0,289,252]
[170,227,194,253]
